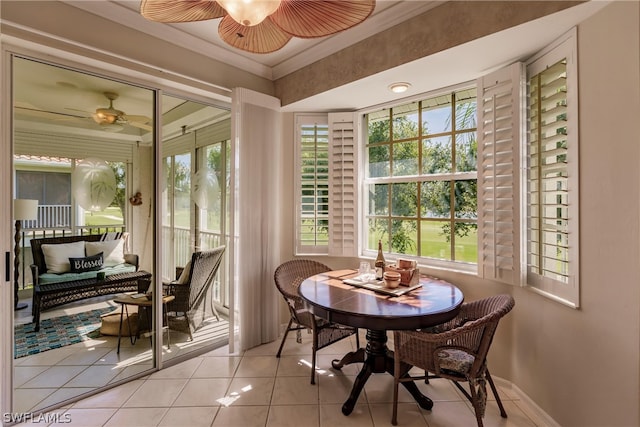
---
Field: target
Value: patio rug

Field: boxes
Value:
[14,307,115,359]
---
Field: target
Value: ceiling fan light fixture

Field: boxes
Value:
[139,0,375,54]
[388,82,411,94]
[94,111,117,124]
[216,0,281,26]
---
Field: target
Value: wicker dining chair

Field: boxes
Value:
[274,259,359,384]
[165,246,225,341]
[391,294,515,427]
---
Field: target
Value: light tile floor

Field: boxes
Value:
[13,293,229,415]
[14,330,550,427]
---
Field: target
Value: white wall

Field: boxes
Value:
[511,3,639,425]
[130,145,155,273]
[278,3,640,426]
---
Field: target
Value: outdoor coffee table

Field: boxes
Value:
[113,293,175,354]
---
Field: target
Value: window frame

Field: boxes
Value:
[358,82,478,273]
[525,29,580,307]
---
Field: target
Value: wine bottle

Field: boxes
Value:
[374,240,386,280]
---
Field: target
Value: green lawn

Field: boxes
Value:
[368,221,478,263]
[301,218,478,263]
[84,206,123,226]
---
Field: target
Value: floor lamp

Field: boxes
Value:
[14,199,38,310]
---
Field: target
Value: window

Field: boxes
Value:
[295,115,330,254]
[526,31,579,306]
[292,32,579,307]
[16,170,71,205]
[363,88,477,267]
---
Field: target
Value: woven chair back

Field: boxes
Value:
[274,259,331,323]
[185,246,226,310]
[454,294,514,359]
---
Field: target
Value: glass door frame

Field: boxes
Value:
[1,41,233,416]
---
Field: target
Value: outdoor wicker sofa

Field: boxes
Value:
[29,234,151,331]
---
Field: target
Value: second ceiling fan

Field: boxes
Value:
[85,91,152,132]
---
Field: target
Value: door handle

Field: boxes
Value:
[5,252,9,281]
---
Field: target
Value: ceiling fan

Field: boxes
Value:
[140,0,376,54]
[87,92,153,132]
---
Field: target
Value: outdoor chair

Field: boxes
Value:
[165,246,226,341]
[391,294,515,427]
[274,259,359,384]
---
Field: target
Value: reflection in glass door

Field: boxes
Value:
[11,56,156,413]
[162,152,193,278]
[197,142,231,308]
[160,94,231,360]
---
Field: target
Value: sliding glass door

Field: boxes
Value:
[11,55,156,413]
[159,94,231,360]
[5,51,233,418]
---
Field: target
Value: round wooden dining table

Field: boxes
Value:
[298,269,464,415]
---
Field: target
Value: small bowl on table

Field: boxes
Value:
[383,271,401,289]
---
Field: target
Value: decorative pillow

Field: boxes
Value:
[177,260,192,284]
[69,252,104,273]
[41,241,86,273]
[85,238,125,266]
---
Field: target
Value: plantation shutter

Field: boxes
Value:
[528,60,569,283]
[476,62,525,285]
[295,115,330,255]
[328,112,358,257]
[525,30,579,307]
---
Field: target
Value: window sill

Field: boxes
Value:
[524,285,579,309]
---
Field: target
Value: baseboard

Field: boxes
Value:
[492,376,561,427]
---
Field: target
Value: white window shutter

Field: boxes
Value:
[328,112,358,257]
[476,62,526,285]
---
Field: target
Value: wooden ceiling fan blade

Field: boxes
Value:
[270,0,375,38]
[218,15,292,54]
[140,0,225,23]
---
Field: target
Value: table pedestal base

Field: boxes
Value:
[331,329,433,415]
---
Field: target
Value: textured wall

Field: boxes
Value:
[274,1,583,106]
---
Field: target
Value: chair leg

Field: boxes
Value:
[276,318,294,358]
[310,346,317,385]
[486,369,507,418]
[468,382,485,427]
[391,372,400,425]
[210,294,220,321]
[310,324,319,385]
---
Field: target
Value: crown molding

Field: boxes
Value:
[60,0,274,79]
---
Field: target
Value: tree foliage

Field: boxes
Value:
[366,96,478,256]
[108,162,126,218]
